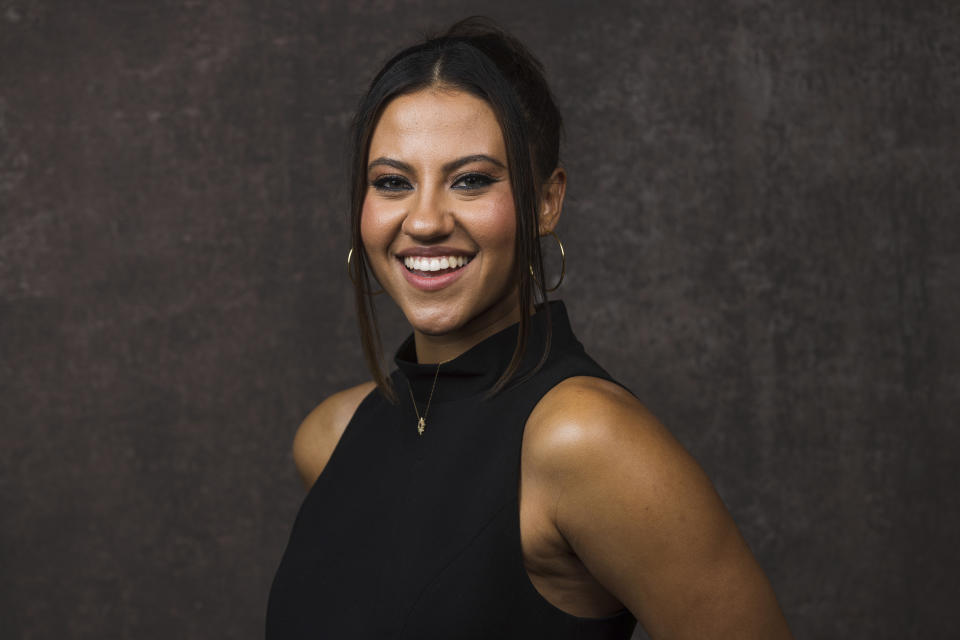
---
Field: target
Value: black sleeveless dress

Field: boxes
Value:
[266,301,638,639]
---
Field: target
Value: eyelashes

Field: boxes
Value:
[369,172,501,193]
[371,175,412,192]
[451,172,499,190]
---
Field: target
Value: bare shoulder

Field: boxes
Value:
[524,375,689,476]
[292,380,377,490]
[524,374,722,546]
[522,374,707,542]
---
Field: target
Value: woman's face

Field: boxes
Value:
[360,88,519,342]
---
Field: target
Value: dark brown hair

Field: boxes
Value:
[347,17,563,402]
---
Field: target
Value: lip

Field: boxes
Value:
[396,254,473,292]
[395,245,476,258]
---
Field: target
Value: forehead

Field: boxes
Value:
[368,89,506,163]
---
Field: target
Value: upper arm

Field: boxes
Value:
[292,381,376,490]
[526,377,792,639]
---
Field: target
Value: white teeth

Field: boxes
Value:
[402,255,473,272]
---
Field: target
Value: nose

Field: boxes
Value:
[401,190,455,240]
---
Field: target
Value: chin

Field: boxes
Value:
[404,306,465,336]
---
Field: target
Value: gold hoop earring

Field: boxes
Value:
[347,247,385,295]
[528,230,566,293]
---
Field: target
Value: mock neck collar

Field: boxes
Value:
[392,300,575,404]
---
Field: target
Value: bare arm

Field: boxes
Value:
[526,377,792,639]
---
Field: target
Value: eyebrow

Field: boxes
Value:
[367,154,507,174]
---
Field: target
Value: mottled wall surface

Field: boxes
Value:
[1,1,957,638]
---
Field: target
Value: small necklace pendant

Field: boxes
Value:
[417,417,426,436]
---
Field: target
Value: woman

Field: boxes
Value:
[267,17,792,639]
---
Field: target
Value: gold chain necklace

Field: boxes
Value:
[405,358,448,436]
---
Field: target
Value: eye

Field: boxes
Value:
[371,175,413,192]
[452,172,498,190]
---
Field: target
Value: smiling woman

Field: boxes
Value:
[265,16,793,640]
[361,89,535,349]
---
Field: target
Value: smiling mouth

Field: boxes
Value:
[400,255,474,277]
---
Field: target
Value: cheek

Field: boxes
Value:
[475,192,517,250]
[359,199,390,252]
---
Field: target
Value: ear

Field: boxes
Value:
[537,167,567,235]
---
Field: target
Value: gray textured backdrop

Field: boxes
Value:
[1,1,958,638]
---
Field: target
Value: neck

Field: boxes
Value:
[412,294,537,365]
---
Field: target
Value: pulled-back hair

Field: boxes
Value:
[347,16,563,402]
